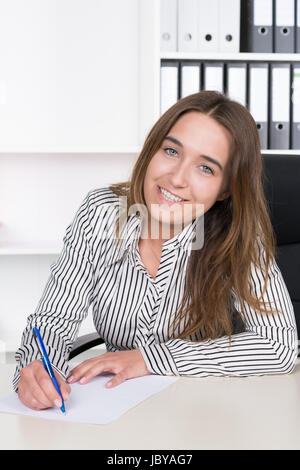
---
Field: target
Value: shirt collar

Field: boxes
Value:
[105,213,199,267]
[104,213,142,267]
[162,216,199,251]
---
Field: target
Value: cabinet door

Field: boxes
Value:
[0,0,139,151]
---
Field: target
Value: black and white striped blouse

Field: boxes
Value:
[13,187,298,390]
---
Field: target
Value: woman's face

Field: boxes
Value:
[143,111,231,238]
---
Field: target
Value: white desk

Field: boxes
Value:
[1,360,300,450]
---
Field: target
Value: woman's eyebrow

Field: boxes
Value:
[163,135,223,171]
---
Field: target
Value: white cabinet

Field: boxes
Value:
[0,0,140,350]
[0,0,139,152]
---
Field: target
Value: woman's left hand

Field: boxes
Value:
[67,349,152,388]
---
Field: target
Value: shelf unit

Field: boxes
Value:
[160,52,300,61]
[0,151,138,256]
[0,0,142,258]
[0,0,143,350]
[138,0,300,155]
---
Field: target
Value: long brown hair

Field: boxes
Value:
[109,90,279,342]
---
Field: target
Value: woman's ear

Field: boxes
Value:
[217,190,231,201]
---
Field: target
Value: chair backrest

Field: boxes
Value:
[262,154,300,353]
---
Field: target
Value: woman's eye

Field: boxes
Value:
[200,164,214,175]
[163,148,213,174]
[164,147,178,157]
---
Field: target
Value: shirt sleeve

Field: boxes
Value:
[12,191,97,392]
[140,246,298,378]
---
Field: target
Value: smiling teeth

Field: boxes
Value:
[159,187,185,202]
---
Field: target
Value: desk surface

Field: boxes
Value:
[1,360,300,450]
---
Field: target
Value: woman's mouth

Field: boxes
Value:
[157,186,187,205]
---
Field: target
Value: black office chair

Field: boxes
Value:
[262,154,300,355]
[69,154,300,359]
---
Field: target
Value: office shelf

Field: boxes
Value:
[0,243,62,256]
[139,0,300,154]
[0,147,140,155]
[160,52,300,62]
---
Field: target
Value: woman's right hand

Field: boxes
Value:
[17,360,71,411]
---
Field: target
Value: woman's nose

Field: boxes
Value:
[169,162,189,187]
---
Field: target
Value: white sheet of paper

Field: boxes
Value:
[0,374,178,424]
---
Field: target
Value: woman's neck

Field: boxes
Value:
[141,215,183,245]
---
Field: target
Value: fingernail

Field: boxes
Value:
[54,399,62,408]
[79,376,86,384]
[67,375,74,383]
[106,381,112,388]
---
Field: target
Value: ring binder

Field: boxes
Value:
[248,63,269,149]
[226,62,247,106]
[274,0,295,53]
[198,0,219,52]
[160,0,178,52]
[180,61,201,98]
[203,62,224,92]
[291,64,300,149]
[241,0,273,53]
[160,61,179,115]
[178,0,198,52]
[270,63,291,149]
[219,0,240,53]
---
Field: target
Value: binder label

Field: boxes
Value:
[249,67,268,121]
[227,66,246,106]
[254,0,272,26]
[272,68,290,122]
[275,0,294,26]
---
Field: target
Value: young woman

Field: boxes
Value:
[14,91,297,411]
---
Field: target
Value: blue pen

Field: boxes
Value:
[33,327,65,414]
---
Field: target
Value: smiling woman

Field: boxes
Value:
[14,91,298,411]
[109,90,297,350]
